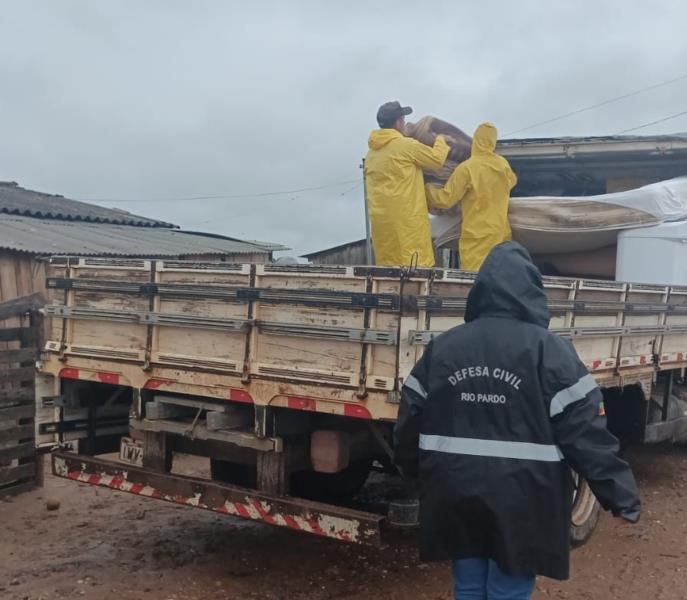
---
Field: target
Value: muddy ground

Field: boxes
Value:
[2,444,687,600]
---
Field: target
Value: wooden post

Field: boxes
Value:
[361,158,373,265]
[142,431,172,473]
[256,450,288,495]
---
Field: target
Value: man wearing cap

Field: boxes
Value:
[365,101,449,267]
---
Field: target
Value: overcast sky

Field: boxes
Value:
[1,1,686,256]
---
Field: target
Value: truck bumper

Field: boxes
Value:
[52,452,383,546]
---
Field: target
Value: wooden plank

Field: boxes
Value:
[0,404,34,421]
[0,348,37,364]
[27,260,49,342]
[0,388,34,407]
[0,479,36,497]
[0,366,35,385]
[0,462,35,485]
[0,327,26,342]
[27,311,43,349]
[0,254,20,331]
[20,326,39,348]
[15,256,34,299]
[0,442,34,461]
[33,262,47,298]
[30,259,44,291]
[0,293,44,321]
[0,424,34,443]
[34,452,45,488]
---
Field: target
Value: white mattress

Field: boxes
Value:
[432,176,687,254]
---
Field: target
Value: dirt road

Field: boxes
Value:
[2,444,687,600]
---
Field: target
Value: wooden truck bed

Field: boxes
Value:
[38,256,687,422]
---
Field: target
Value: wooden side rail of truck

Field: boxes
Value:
[35,256,687,545]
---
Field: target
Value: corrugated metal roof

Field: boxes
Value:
[302,238,366,258]
[181,230,289,252]
[499,133,687,158]
[235,238,289,251]
[500,132,687,145]
[0,215,273,257]
[0,181,176,227]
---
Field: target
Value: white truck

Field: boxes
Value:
[36,255,687,545]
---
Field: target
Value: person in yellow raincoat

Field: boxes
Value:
[426,122,517,271]
[365,101,449,267]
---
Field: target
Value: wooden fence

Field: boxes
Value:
[0,293,43,496]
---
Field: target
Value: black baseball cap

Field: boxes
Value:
[377,101,413,127]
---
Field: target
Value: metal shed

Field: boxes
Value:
[0,182,285,310]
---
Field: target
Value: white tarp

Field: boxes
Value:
[432,176,687,254]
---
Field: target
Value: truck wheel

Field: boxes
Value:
[570,475,600,547]
[291,459,371,501]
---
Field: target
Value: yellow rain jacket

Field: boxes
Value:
[426,122,517,271]
[365,129,449,267]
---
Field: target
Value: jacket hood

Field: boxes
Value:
[465,241,550,328]
[368,128,403,150]
[472,122,498,155]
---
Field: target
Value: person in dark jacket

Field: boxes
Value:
[394,241,640,599]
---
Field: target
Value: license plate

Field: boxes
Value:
[119,436,143,467]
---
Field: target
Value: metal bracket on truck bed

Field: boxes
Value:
[133,418,282,451]
[52,452,383,546]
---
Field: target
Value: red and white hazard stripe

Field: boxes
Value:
[618,354,654,368]
[60,367,126,386]
[586,358,616,372]
[54,456,362,543]
[284,396,372,419]
[660,351,687,364]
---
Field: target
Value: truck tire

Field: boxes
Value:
[570,475,600,547]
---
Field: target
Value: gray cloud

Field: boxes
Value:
[1,0,686,256]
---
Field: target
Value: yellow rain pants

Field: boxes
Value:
[365,129,449,267]
[426,122,517,271]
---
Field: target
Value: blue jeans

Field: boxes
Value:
[453,558,535,600]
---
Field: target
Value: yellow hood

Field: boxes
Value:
[472,122,498,155]
[368,128,403,150]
